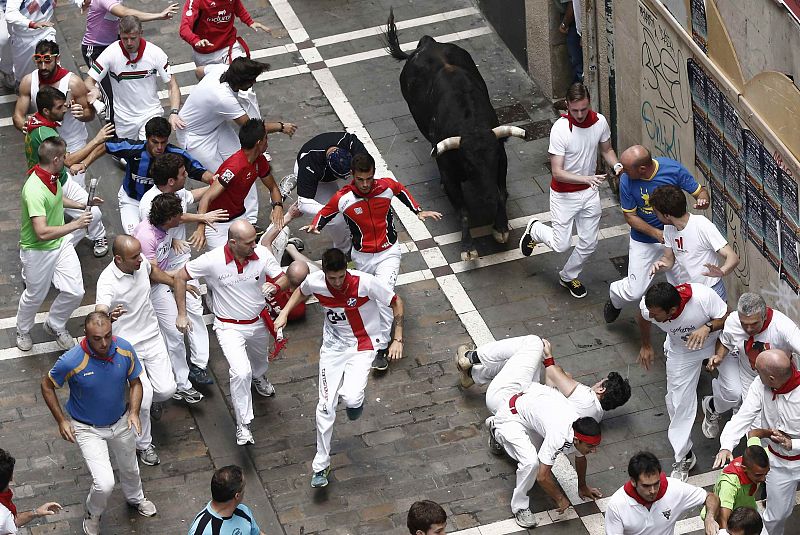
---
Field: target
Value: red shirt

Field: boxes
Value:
[209,150,270,219]
[179,0,254,52]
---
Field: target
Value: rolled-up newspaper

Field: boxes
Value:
[85,177,99,212]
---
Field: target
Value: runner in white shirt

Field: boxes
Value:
[274,247,405,489]
[637,282,729,481]
[518,83,622,299]
[605,451,720,535]
[95,235,181,467]
[4,0,55,83]
[714,349,800,535]
[176,220,288,446]
[649,184,739,301]
[0,448,62,535]
[85,16,183,139]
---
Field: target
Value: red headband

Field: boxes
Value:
[574,431,601,446]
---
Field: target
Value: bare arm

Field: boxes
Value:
[166,77,185,130]
[274,287,310,331]
[12,76,32,132]
[637,312,655,370]
[31,213,90,241]
[109,2,178,22]
[545,365,579,397]
[40,375,75,443]
[717,506,732,529]
[703,492,721,535]
[574,455,602,500]
[68,74,95,123]
[693,186,710,209]
[650,247,676,275]
[704,244,739,277]
[65,123,115,166]
[387,295,404,360]
[536,463,571,512]
[598,140,620,169]
[550,153,605,187]
[624,211,664,242]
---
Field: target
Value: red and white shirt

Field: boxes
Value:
[185,244,283,321]
[639,283,727,358]
[312,177,421,253]
[300,270,396,352]
[210,149,271,220]
[179,0,254,52]
[720,307,800,377]
[662,214,728,288]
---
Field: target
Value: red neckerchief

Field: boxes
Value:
[668,284,693,320]
[771,363,800,400]
[745,308,774,369]
[223,243,259,274]
[722,458,758,496]
[325,271,357,300]
[79,337,117,363]
[25,111,59,133]
[39,66,70,85]
[0,488,17,518]
[623,472,668,509]
[119,38,146,65]
[562,109,599,131]
[31,164,59,195]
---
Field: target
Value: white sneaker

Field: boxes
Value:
[236,424,255,445]
[43,321,75,351]
[129,498,157,517]
[701,396,721,438]
[514,508,538,528]
[670,451,696,482]
[15,331,32,351]
[252,375,275,397]
[83,512,100,535]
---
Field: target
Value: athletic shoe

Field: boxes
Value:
[670,451,696,482]
[172,387,204,404]
[43,321,75,351]
[129,498,157,517]
[236,424,255,445]
[604,299,622,323]
[701,396,721,438]
[279,173,297,200]
[151,401,163,421]
[518,219,539,257]
[252,375,276,397]
[286,237,305,252]
[15,331,32,351]
[514,508,538,528]
[371,349,389,371]
[455,344,475,388]
[560,278,588,299]
[82,512,100,535]
[137,445,160,466]
[92,236,109,257]
[346,404,363,421]
[487,418,504,456]
[311,466,331,488]
[188,364,214,385]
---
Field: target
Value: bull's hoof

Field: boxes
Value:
[461,249,479,261]
[492,229,510,244]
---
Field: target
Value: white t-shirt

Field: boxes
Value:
[300,270,395,352]
[177,64,245,137]
[548,113,611,177]
[89,40,171,130]
[663,214,728,288]
[720,308,800,379]
[510,383,581,466]
[604,477,707,535]
[0,503,17,535]
[640,283,727,358]
[186,244,283,320]
[567,382,604,422]
[96,257,160,345]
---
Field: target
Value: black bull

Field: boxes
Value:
[384,9,526,260]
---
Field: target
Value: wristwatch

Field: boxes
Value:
[271,200,283,208]
[704,321,714,332]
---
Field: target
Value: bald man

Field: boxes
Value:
[175,220,288,446]
[715,349,800,535]
[604,146,710,323]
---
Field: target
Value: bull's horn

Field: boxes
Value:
[492,125,527,139]
[431,136,461,157]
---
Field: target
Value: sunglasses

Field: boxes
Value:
[32,54,58,63]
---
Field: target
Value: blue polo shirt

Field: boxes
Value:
[188,503,260,535]
[48,337,142,426]
[619,157,701,243]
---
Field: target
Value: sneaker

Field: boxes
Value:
[92,236,109,257]
[604,299,622,323]
[172,387,204,404]
[670,451,696,482]
[514,508,538,529]
[188,364,214,385]
[279,173,297,200]
[82,512,100,535]
[150,401,163,421]
[455,344,475,388]
[252,375,276,397]
[236,424,255,445]
[15,331,32,351]
[137,444,160,466]
[43,321,75,351]
[286,236,305,252]
[560,278,588,299]
[129,498,157,517]
[518,219,539,257]
[487,418,504,456]
[701,396,721,438]
[346,404,364,421]
[371,349,389,371]
[311,466,331,488]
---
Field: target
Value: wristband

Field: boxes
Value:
[170,108,179,115]
[271,200,283,208]
[613,162,623,174]
[393,338,403,343]
[279,121,285,133]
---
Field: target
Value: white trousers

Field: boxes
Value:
[763,461,800,535]
[665,348,711,462]
[114,111,159,140]
[10,26,56,82]
[186,282,209,369]
[476,336,545,415]
[213,319,270,426]
[0,14,11,75]
[150,283,191,390]
[205,218,237,250]
[529,187,601,281]
[73,412,145,517]
[711,351,740,413]
[609,239,678,308]
[192,40,246,66]
[352,243,401,350]
[492,416,542,513]
[63,177,105,244]
[134,334,177,449]
[177,124,239,175]
[17,239,84,334]
[313,346,373,472]
[118,186,142,236]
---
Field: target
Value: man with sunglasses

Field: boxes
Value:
[3,0,55,83]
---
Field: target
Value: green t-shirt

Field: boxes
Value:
[20,170,65,251]
[25,125,69,186]
[701,436,762,519]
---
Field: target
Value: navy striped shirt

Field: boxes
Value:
[189,503,260,535]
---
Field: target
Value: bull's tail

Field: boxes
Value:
[384,8,410,61]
